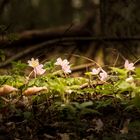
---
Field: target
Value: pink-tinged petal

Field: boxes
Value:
[99,70,108,81]
[55,57,70,66]
[124,60,135,71]
[34,64,46,75]
[124,60,129,68]
[55,58,63,65]
[63,59,70,65]
[62,64,71,74]
[92,68,101,75]
[55,57,71,74]
[128,63,135,70]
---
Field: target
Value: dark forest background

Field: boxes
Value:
[0,0,140,70]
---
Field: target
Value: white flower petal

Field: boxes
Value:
[28,58,39,68]
[62,64,71,74]
[55,57,71,74]
[124,60,135,71]
[92,68,101,75]
[34,64,46,75]
[55,58,63,65]
[99,70,108,81]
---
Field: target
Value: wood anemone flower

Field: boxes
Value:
[55,57,71,74]
[99,69,108,81]
[124,60,135,71]
[91,68,101,75]
[23,86,48,96]
[27,58,46,77]
[0,85,18,96]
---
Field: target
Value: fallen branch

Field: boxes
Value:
[71,62,95,72]
[0,36,138,67]
[0,39,60,67]
[0,12,95,48]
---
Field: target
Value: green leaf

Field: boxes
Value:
[129,120,140,132]
[80,108,101,116]
[96,84,116,95]
[124,104,135,111]
[85,72,92,76]
[44,60,55,71]
[96,99,113,109]
[115,80,132,92]
[132,93,140,108]
[110,67,127,79]
[80,101,93,108]
[11,61,27,75]
[71,102,81,109]
[135,68,140,78]
[0,49,5,61]
[23,111,33,120]
[0,75,12,85]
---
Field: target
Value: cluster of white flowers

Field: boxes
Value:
[91,67,108,81]
[55,57,71,74]
[91,59,135,82]
[27,57,135,81]
[124,59,135,83]
[28,58,46,77]
[0,58,135,96]
[27,57,71,77]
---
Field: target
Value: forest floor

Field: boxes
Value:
[0,44,140,140]
[1,86,140,140]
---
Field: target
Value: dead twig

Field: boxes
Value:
[71,63,95,72]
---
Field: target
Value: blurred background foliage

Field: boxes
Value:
[0,0,140,71]
[0,0,92,31]
[0,0,139,35]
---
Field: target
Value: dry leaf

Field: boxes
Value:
[0,113,3,120]
[0,85,18,96]
[44,133,55,139]
[23,86,48,95]
[120,126,129,134]
[6,122,16,130]
[93,118,104,132]
[120,119,130,134]
[22,96,29,105]
[59,133,70,140]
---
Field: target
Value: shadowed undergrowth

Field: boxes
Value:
[0,57,140,140]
